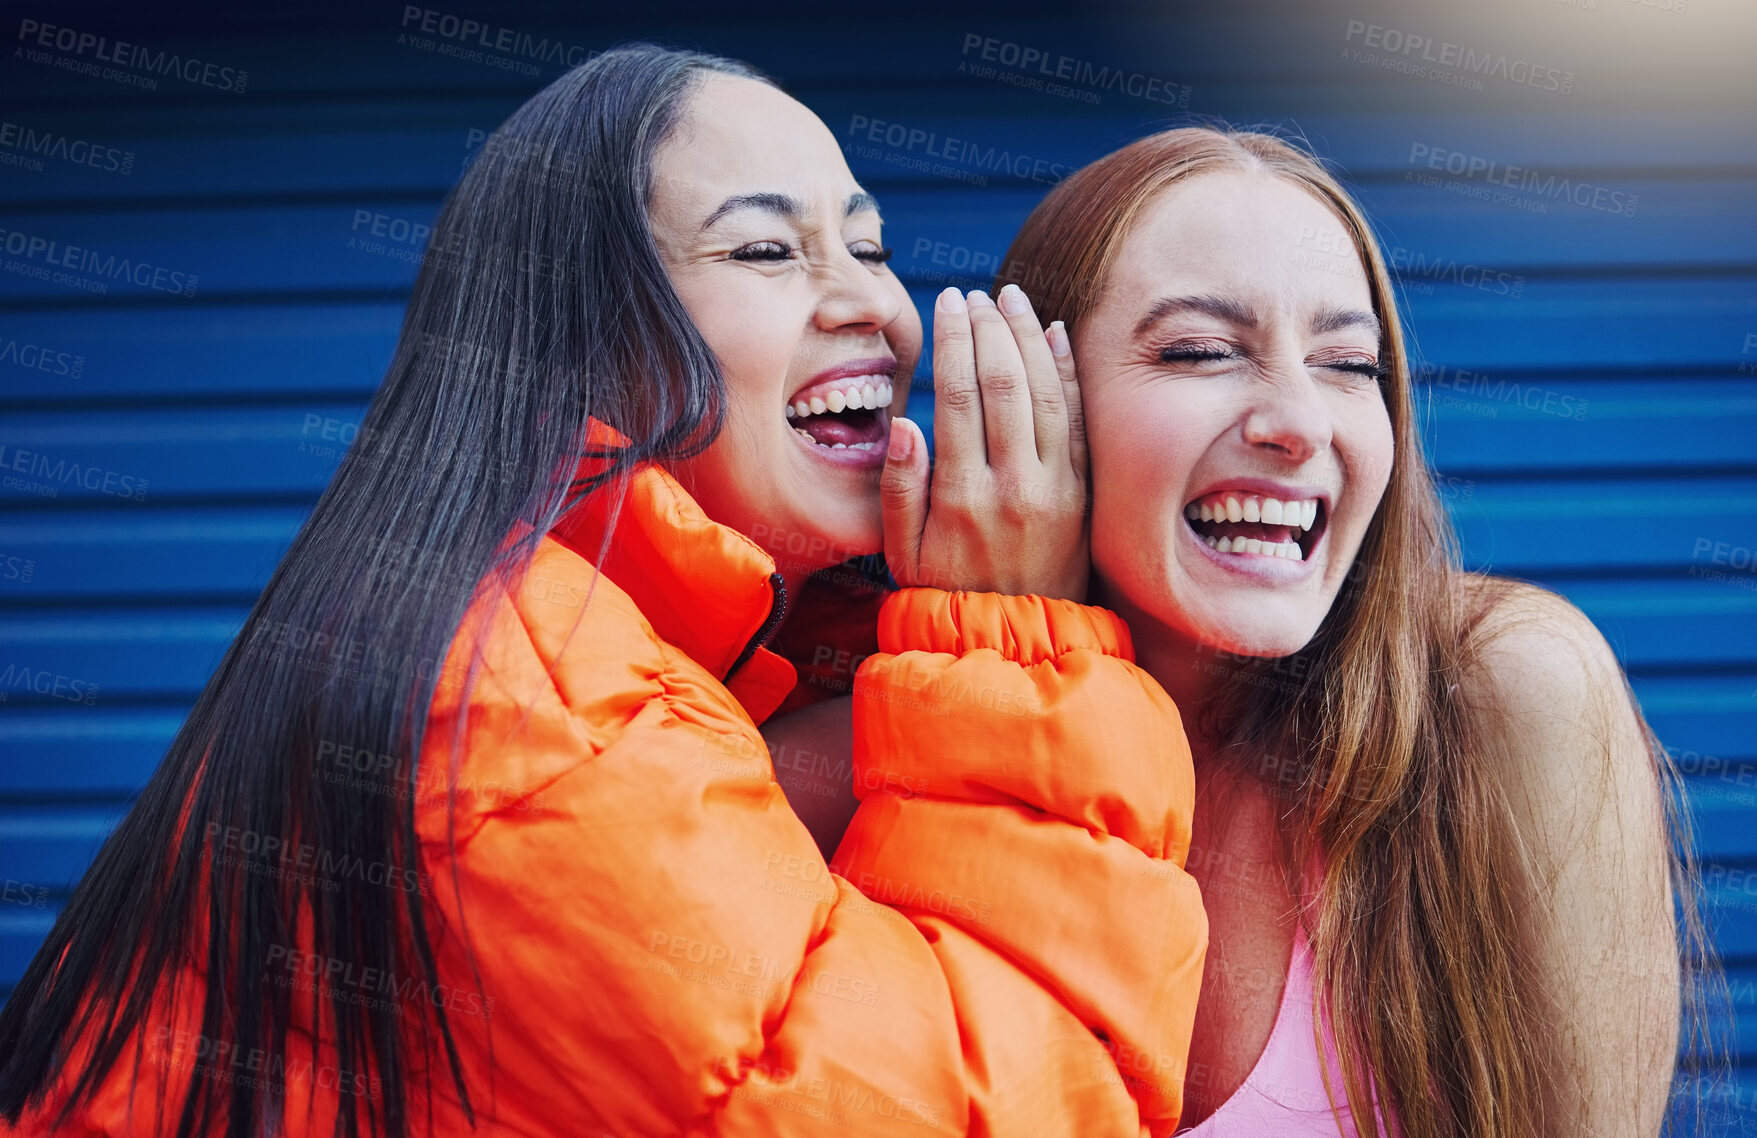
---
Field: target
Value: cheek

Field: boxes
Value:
[674,274,799,422]
[662,282,794,525]
[1339,400,1396,516]
[1086,390,1200,555]
[1087,387,1203,498]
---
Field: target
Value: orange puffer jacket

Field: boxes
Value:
[11,436,1206,1137]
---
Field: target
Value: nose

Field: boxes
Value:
[813,249,903,338]
[1239,357,1335,465]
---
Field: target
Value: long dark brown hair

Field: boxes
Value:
[997,125,1721,1137]
[0,43,773,1138]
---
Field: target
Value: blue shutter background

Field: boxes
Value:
[1,0,1752,1127]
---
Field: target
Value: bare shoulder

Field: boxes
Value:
[1455,574,1631,726]
[1452,581,1678,1131]
[1452,575,1653,804]
[1451,572,1679,933]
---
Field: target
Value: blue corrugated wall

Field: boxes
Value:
[1,0,1753,1128]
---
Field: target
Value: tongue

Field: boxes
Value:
[799,412,881,447]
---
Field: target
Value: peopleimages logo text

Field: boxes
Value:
[0,227,199,295]
[960,33,1191,107]
[845,115,1070,186]
[16,18,249,92]
[399,6,594,69]
[0,443,148,500]
[1344,20,1573,93]
[1407,144,1637,217]
[0,121,133,174]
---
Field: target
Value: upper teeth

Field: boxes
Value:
[786,379,894,419]
[1183,494,1320,531]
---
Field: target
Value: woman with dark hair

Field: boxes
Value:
[0,45,1208,1138]
[995,126,1713,1137]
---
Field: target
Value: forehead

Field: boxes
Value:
[1103,169,1374,315]
[654,74,858,212]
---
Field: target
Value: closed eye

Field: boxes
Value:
[1323,359,1388,379]
[1158,345,1238,364]
[730,241,894,265]
[729,240,793,262]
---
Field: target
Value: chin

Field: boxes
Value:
[1186,607,1322,660]
[1215,633,1313,659]
[821,512,882,566]
[760,502,881,578]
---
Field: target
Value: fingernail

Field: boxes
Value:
[938,287,967,314]
[1047,320,1071,357]
[966,289,994,308]
[996,283,1028,316]
[886,418,914,462]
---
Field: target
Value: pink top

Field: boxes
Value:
[1176,920,1397,1137]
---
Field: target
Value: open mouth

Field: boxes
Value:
[786,371,895,454]
[1183,490,1328,561]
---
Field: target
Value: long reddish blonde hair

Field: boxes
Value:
[997,126,1718,1137]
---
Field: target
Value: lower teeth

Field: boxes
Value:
[1204,533,1304,560]
[794,427,879,452]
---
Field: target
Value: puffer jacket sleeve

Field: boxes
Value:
[834,587,1206,1136]
[414,547,1203,1138]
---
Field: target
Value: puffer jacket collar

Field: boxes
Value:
[546,419,798,725]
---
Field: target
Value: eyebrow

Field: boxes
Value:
[1311,305,1382,340]
[1131,294,1383,341]
[1130,295,1257,339]
[701,190,881,230]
